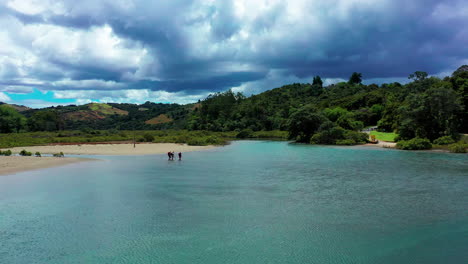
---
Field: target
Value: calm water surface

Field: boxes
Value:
[0,141,467,263]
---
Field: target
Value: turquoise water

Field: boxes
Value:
[0,141,467,263]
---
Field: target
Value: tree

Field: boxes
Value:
[28,111,63,131]
[0,105,26,133]
[312,76,323,87]
[398,81,463,140]
[408,71,428,81]
[451,65,468,133]
[287,105,326,142]
[348,72,362,84]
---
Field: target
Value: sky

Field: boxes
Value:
[0,0,467,108]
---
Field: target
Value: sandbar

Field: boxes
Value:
[4,143,216,156]
[0,156,94,176]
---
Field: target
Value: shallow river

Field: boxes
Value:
[1,141,467,263]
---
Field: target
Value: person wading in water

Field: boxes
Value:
[178,152,182,160]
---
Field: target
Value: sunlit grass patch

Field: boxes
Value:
[370,131,398,142]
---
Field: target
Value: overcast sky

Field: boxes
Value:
[0,0,467,108]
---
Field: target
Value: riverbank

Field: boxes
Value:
[0,156,94,176]
[3,143,217,156]
[1,143,217,175]
[363,140,397,148]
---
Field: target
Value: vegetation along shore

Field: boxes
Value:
[1,66,467,154]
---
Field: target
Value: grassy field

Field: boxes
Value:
[0,130,288,149]
[370,131,398,142]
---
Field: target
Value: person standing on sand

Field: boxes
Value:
[178,152,182,160]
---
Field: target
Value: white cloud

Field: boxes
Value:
[51,79,126,90]
[53,89,210,105]
[0,92,11,102]
[0,0,466,107]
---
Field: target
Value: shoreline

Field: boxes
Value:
[1,143,218,176]
[3,143,217,156]
[0,156,95,176]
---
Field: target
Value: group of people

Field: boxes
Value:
[167,151,182,160]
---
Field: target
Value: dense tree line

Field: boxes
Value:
[1,65,466,147]
[189,65,467,144]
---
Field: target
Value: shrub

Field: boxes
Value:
[433,136,455,145]
[137,137,145,142]
[0,150,12,156]
[448,143,467,153]
[343,130,368,144]
[143,133,155,142]
[336,139,357,145]
[310,124,346,144]
[53,152,64,157]
[19,149,32,156]
[35,152,41,157]
[187,138,207,146]
[205,136,222,145]
[396,138,432,150]
[236,129,253,139]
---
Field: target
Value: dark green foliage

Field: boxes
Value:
[311,125,346,144]
[19,149,32,156]
[312,76,323,87]
[0,150,12,156]
[408,71,428,81]
[35,151,41,157]
[398,82,463,141]
[143,133,155,142]
[448,143,467,153]
[287,105,325,142]
[433,136,456,145]
[348,72,362,84]
[2,65,466,148]
[0,105,26,133]
[335,139,356,145]
[310,123,367,145]
[28,111,63,131]
[236,129,254,139]
[396,138,432,150]
[53,152,65,157]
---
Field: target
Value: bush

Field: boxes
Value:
[433,136,455,145]
[0,150,12,156]
[187,138,207,146]
[35,151,41,157]
[336,139,357,145]
[19,149,32,156]
[396,138,432,150]
[143,133,155,142]
[53,152,64,157]
[344,130,368,144]
[448,143,467,153]
[310,124,346,144]
[236,129,253,139]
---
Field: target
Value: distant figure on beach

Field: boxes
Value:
[178,152,182,160]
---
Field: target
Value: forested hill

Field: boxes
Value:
[1,65,467,143]
[190,66,467,139]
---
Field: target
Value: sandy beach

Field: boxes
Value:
[4,143,217,156]
[0,156,94,176]
[0,143,217,175]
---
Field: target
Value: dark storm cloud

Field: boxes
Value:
[1,0,467,97]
